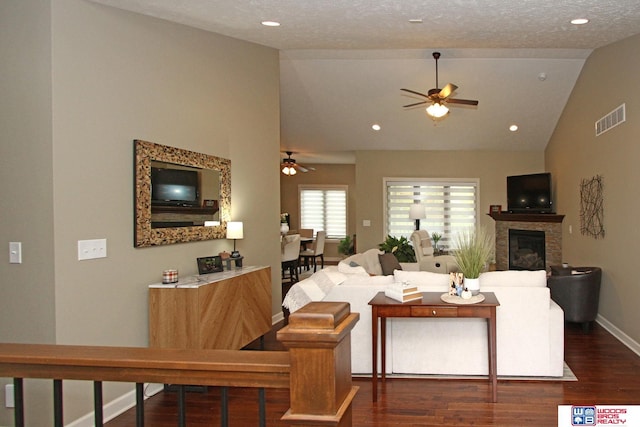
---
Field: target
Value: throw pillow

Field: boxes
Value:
[361,248,384,276]
[379,253,402,276]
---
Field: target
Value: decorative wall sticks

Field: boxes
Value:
[580,175,605,239]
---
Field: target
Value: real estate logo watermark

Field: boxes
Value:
[570,406,596,425]
[558,405,638,426]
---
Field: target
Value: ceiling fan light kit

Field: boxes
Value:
[282,164,297,175]
[281,151,314,176]
[402,51,478,121]
[426,102,449,118]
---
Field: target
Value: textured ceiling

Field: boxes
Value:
[89,0,640,162]
[89,0,640,50]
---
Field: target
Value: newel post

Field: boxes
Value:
[277,302,359,427]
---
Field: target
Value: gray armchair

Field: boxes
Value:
[547,266,602,333]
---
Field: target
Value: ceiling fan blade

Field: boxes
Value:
[403,101,428,108]
[447,98,479,106]
[401,88,429,98]
[297,165,309,173]
[439,83,458,99]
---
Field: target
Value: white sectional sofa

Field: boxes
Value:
[283,249,565,378]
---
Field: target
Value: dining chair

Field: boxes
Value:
[299,230,325,272]
[281,234,301,283]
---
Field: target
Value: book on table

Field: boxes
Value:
[384,288,422,302]
[387,282,418,294]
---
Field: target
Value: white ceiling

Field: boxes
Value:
[89,0,640,163]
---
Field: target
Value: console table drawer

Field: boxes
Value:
[411,306,458,317]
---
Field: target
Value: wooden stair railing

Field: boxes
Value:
[0,301,358,427]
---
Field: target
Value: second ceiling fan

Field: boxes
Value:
[281,151,315,176]
[402,52,478,120]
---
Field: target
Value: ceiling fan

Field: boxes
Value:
[281,151,315,176]
[401,52,479,120]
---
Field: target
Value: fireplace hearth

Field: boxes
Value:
[509,229,545,270]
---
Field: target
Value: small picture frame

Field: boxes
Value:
[197,256,223,274]
[489,204,502,214]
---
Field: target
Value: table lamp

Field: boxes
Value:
[226,221,243,258]
[409,204,425,231]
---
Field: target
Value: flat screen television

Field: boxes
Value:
[151,167,199,207]
[507,172,553,213]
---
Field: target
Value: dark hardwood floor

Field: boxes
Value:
[106,320,640,426]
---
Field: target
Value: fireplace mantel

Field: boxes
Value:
[489,213,565,223]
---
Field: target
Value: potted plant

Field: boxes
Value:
[452,227,494,294]
[379,235,416,263]
[431,232,442,254]
[338,234,356,257]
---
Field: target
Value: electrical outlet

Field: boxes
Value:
[78,239,107,261]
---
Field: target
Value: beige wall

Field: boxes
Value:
[280,163,356,258]
[546,33,640,345]
[1,0,281,424]
[0,1,57,422]
[354,150,545,252]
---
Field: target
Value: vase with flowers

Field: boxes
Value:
[280,213,290,235]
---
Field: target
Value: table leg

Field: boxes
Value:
[488,308,498,402]
[381,318,386,383]
[371,307,378,402]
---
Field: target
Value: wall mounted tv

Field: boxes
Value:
[507,172,553,213]
[151,166,199,207]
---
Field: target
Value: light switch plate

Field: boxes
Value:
[78,239,107,260]
[5,384,14,408]
[9,242,22,264]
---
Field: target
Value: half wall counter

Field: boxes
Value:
[149,266,272,350]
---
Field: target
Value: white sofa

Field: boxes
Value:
[283,249,565,377]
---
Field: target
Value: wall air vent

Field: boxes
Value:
[595,103,625,136]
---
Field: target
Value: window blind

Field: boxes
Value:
[299,186,347,239]
[385,179,478,250]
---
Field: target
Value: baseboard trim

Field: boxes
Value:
[272,311,285,324]
[596,314,640,357]
[66,383,164,427]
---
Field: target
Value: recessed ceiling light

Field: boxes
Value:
[372,124,381,131]
[571,18,589,25]
[509,124,519,132]
[261,21,280,27]
[408,19,423,24]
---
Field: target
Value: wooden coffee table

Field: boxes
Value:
[368,291,500,402]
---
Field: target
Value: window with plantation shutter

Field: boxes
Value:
[384,178,479,251]
[299,186,347,239]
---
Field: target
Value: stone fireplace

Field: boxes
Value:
[491,213,564,271]
[509,229,545,270]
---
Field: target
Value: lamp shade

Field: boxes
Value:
[426,102,449,118]
[226,221,244,240]
[409,204,425,220]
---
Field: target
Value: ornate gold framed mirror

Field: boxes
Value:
[134,140,231,247]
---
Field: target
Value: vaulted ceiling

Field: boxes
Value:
[90,0,640,163]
